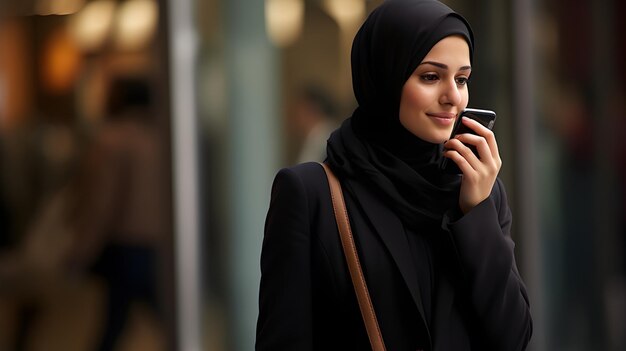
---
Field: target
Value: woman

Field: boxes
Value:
[256,0,532,350]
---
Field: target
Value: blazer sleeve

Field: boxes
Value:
[256,168,313,351]
[442,178,533,351]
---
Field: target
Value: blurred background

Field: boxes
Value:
[0,0,623,350]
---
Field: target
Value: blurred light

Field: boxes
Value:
[35,0,85,16]
[113,0,159,51]
[42,28,82,93]
[265,0,304,47]
[69,0,117,52]
[323,0,365,29]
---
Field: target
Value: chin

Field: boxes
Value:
[420,125,453,143]
[422,134,449,144]
[405,125,451,144]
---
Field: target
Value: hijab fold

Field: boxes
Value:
[326,0,474,229]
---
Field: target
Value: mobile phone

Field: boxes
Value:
[441,108,497,174]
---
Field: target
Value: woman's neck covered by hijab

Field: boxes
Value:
[351,106,442,170]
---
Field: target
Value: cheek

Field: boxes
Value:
[400,89,420,125]
[399,84,433,127]
[461,89,470,108]
[401,84,431,112]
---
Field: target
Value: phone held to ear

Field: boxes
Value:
[441,108,497,174]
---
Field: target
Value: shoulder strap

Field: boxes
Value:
[319,163,387,351]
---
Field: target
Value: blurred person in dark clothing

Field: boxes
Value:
[68,75,168,351]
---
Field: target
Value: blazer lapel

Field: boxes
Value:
[347,180,431,341]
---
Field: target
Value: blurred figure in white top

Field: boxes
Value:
[287,85,339,164]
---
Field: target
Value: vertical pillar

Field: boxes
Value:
[166,0,203,349]
[224,1,280,350]
[512,0,545,350]
[590,0,614,348]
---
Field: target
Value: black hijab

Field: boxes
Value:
[326,0,475,229]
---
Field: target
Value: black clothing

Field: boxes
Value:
[257,1,532,350]
[256,163,532,350]
[328,0,473,229]
[327,118,461,230]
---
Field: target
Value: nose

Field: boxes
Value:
[439,78,462,106]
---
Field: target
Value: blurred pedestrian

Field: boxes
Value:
[68,75,168,351]
[287,85,339,164]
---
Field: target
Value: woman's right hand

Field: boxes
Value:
[443,117,502,214]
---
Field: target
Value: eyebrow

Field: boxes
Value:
[420,61,472,71]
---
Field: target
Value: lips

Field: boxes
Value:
[427,112,456,120]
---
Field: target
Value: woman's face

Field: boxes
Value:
[399,35,471,143]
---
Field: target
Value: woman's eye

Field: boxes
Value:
[420,73,439,82]
[455,77,469,85]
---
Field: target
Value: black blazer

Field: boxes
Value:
[256,162,532,351]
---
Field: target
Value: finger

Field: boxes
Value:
[462,117,499,159]
[461,116,490,134]
[444,138,480,170]
[444,149,475,175]
[452,135,502,174]
[454,133,492,163]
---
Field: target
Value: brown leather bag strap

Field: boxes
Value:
[320,163,387,351]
